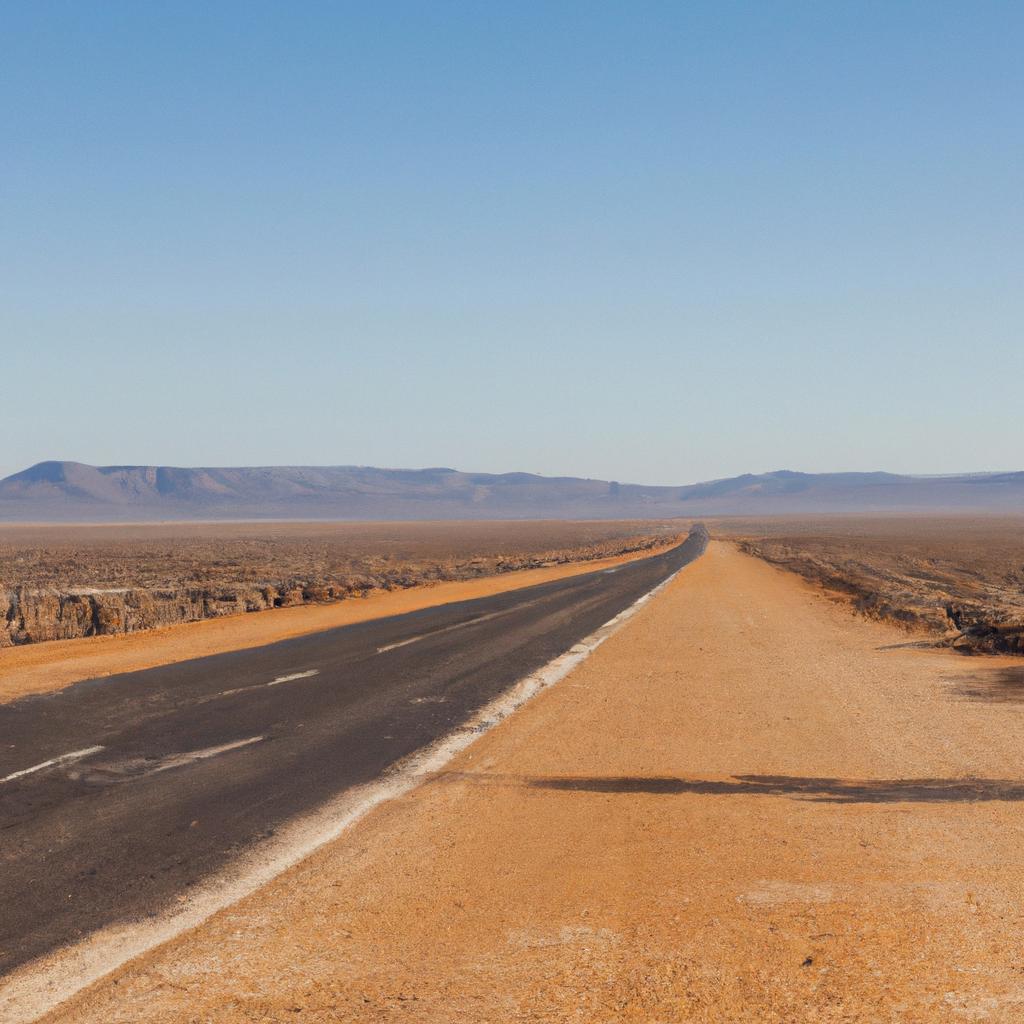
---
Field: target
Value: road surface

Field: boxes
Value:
[0,525,706,976]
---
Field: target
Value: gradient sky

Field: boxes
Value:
[3,1,1022,485]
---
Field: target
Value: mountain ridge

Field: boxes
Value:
[1,461,1022,521]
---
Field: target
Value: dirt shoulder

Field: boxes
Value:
[715,515,1024,655]
[0,544,673,704]
[30,541,1024,1023]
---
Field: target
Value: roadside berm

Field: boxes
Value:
[36,543,1024,1022]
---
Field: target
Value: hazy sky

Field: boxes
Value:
[3,1,1022,485]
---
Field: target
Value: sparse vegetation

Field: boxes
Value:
[714,516,1024,655]
[0,520,681,646]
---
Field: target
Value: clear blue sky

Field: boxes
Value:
[3,1,1021,485]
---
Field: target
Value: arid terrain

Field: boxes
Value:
[716,516,1024,656]
[0,520,680,647]
[9,519,1024,1023]
[19,542,1024,1024]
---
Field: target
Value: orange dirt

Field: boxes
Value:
[713,514,1024,653]
[0,544,672,704]
[33,542,1024,1023]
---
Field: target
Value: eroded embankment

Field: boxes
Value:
[0,533,674,648]
[737,537,1024,656]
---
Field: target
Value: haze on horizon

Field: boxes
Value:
[3,1,1022,485]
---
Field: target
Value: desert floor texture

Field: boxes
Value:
[31,541,1024,1023]
[0,520,675,649]
[716,515,1024,655]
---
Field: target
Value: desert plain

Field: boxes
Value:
[5,515,1024,1023]
[0,519,678,647]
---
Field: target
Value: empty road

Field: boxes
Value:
[0,525,706,976]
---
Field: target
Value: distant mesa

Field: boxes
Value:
[0,461,1022,522]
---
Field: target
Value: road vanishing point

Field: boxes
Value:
[0,526,708,975]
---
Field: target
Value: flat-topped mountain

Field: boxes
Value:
[1,461,1022,521]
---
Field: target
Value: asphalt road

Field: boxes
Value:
[0,525,707,976]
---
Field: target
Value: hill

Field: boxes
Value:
[1,461,1023,521]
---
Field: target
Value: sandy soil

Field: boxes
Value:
[713,515,1024,653]
[0,545,670,704]
[33,542,1024,1022]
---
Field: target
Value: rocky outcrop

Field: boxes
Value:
[944,604,1024,656]
[0,583,346,646]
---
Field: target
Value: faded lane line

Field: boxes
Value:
[268,670,319,686]
[201,670,319,703]
[374,595,568,654]
[1,746,105,785]
[376,609,511,653]
[150,736,265,774]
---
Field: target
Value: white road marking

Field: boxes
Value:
[203,670,319,702]
[150,736,264,774]
[377,591,563,655]
[0,544,704,1024]
[1,746,105,785]
[376,609,513,653]
[268,670,319,686]
[376,634,432,654]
